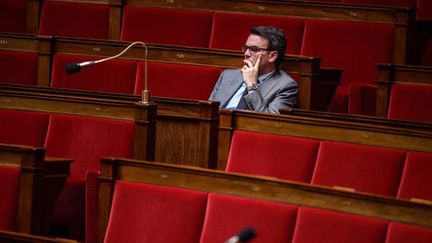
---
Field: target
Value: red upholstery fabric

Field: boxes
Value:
[397,151,432,202]
[51,54,138,94]
[327,86,349,113]
[0,0,27,33]
[44,114,135,241]
[0,109,49,147]
[121,5,213,48]
[85,170,99,243]
[311,141,406,197]
[301,19,394,113]
[226,130,320,183]
[199,193,298,243]
[387,83,432,123]
[209,12,305,55]
[342,0,416,7]
[417,0,432,20]
[105,181,208,243]
[0,166,20,231]
[292,207,387,243]
[348,83,377,115]
[386,222,432,243]
[0,50,39,85]
[39,1,110,39]
[135,61,222,100]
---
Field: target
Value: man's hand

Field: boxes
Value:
[241,55,261,86]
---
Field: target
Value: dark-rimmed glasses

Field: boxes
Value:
[242,45,269,53]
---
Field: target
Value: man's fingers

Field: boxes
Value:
[244,60,253,68]
[254,55,262,69]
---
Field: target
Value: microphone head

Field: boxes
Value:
[237,227,256,242]
[65,63,81,74]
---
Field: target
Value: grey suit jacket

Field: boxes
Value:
[209,69,298,114]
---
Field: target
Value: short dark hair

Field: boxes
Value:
[250,26,287,70]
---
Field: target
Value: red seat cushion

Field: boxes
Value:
[0,109,49,147]
[135,61,222,100]
[387,83,432,123]
[0,0,27,33]
[51,54,138,94]
[105,181,208,243]
[227,131,320,183]
[311,141,406,197]
[39,1,110,39]
[0,50,39,85]
[386,222,432,243]
[121,5,213,48]
[397,151,432,202]
[200,193,298,243]
[0,166,21,231]
[210,12,305,55]
[292,207,387,243]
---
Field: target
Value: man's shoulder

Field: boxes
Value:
[221,69,242,77]
[274,70,298,86]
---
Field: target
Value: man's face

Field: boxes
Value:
[242,34,273,70]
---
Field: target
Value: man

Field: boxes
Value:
[209,26,298,114]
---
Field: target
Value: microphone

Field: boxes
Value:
[225,227,256,243]
[64,41,151,103]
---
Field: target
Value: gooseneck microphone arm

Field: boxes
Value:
[65,41,150,103]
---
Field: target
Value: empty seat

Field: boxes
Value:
[209,12,305,55]
[226,130,320,183]
[199,193,298,243]
[120,5,213,48]
[0,109,49,147]
[39,0,110,39]
[0,0,27,33]
[0,166,20,231]
[44,114,135,241]
[0,50,39,86]
[135,61,222,100]
[387,83,432,123]
[104,181,207,243]
[292,207,388,243]
[301,19,394,114]
[386,222,432,243]
[311,141,406,197]
[51,54,138,94]
[397,151,432,202]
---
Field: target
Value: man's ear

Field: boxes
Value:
[268,51,278,63]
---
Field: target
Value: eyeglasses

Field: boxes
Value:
[242,45,269,53]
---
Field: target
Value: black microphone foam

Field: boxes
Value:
[65,63,81,74]
[237,227,256,242]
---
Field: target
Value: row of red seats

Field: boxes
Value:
[103,179,432,243]
[227,130,432,201]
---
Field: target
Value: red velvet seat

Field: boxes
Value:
[0,50,39,86]
[0,109,49,147]
[311,141,406,197]
[120,5,213,48]
[386,222,432,243]
[226,130,320,183]
[301,19,394,114]
[199,193,298,243]
[292,207,388,243]
[387,83,432,123]
[0,166,21,231]
[39,0,110,39]
[44,114,135,241]
[135,61,222,100]
[51,54,138,94]
[397,151,432,202]
[0,0,27,33]
[209,12,305,55]
[417,0,432,20]
[104,181,208,243]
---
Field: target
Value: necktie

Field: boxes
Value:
[236,87,249,110]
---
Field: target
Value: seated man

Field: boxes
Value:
[209,26,298,114]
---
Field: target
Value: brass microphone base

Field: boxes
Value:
[140,90,151,104]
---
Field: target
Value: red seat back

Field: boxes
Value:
[311,141,406,197]
[0,166,21,231]
[121,6,213,48]
[226,130,319,183]
[0,50,39,86]
[199,193,298,243]
[386,222,432,243]
[105,181,208,243]
[39,1,110,39]
[0,0,27,33]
